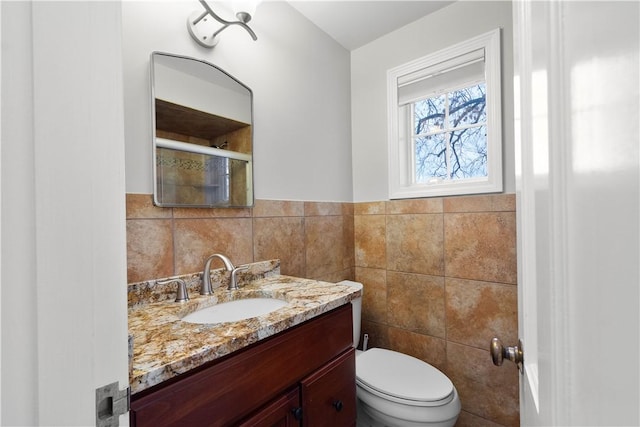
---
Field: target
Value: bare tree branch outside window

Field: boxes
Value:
[413,83,487,183]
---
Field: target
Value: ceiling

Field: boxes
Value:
[287,1,455,51]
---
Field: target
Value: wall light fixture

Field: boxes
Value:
[187,0,259,48]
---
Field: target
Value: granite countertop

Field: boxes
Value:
[128,268,360,394]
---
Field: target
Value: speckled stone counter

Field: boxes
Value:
[128,261,360,394]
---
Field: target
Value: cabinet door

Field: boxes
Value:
[238,388,301,427]
[301,349,356,427]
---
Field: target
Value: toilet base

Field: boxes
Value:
[357,400,458,427]
[356,402,378,427]
[355,389,460,427]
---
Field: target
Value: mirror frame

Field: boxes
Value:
[150,51,254,208]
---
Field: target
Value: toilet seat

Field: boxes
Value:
[356,348,455,407]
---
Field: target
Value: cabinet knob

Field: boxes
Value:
[332,400,343,412]
[291,407,303,420]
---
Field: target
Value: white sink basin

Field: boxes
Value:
[181,298,288,324]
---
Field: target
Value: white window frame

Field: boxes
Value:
[388,28,502,199]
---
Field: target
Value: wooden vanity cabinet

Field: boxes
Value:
[130,304,355,427]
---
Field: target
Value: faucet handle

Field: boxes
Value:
[229,265,250,291]
[157,278,190,303]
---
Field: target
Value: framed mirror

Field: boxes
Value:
[151,52,253,207]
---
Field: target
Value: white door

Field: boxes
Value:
[512,1,639,425]
[2,2,130,425]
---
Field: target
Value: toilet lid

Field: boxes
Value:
[356,348,454,403]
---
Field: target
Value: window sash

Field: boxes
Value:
[412,85,487,138]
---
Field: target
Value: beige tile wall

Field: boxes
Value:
[126,194,354,283]
[354,194,519,427]
[125,193,519,426]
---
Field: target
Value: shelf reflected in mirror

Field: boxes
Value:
[151,52,254,208]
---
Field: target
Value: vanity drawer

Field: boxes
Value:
[237,387,301,427]
[301,348,356,427]
[130,304,353,427]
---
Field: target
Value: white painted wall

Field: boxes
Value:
[122,1,353,202]
[351,1,514,202]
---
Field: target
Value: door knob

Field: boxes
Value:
[490,337,523,373]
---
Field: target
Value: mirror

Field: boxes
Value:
[151,52,253,207]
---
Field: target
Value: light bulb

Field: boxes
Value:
[232,0,261,23]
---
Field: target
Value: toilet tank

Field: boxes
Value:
[338,280,362,349]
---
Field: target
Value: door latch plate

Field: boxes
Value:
[96,381,130,427]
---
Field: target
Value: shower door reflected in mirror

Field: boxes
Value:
[151,52,253,207]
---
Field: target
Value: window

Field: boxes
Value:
[388,29,502,199]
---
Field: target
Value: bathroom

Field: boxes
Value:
[126,1,516,424]
[2,1,638,426]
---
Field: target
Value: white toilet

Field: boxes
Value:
[339,280,461,427]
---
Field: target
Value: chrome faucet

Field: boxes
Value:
[201,253,248,294]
